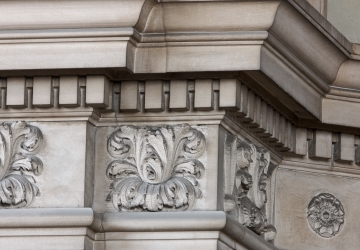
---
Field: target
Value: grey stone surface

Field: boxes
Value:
[327,0,360,44]
[59,76,80,107]
[0,208,93,250]
[29,121,87,208]
[33,76,53,107]
[0,0,359,249]
[274,167,360,250]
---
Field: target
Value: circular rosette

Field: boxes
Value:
[0,174,39,208]
[307,193,345,238]
[110,176,200,212]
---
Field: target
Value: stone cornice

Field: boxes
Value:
[126,0,360,126]
[0,1,359,130]
[289,0,360,60]
[0,0,145,30]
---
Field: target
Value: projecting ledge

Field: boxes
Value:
[0,208,94,228]
[0,208,94,250]
[89,211,278,250]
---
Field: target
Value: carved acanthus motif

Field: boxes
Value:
[106,124,206,212]
[0,121,43,208]
[224,136,276,241]
[307,193,345,238]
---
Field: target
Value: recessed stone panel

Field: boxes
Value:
[92,124,218,213]
[274,167,360,249]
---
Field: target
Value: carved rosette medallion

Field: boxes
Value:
[106,124,206,212]
[223,136,277,241]
[0,121,43,208]
[307,193,345,238]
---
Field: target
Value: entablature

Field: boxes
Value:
[0,0,359,131]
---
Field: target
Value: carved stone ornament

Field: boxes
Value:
[0,121,43,208]
[307,193,345,238]
[106,124,206,212]
[224,136,277,241]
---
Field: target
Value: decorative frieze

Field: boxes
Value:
[307,193,345,238]
[222,133,277,241]
[0,121,43,208]
[106,124,206,212]
[2,75,360,165]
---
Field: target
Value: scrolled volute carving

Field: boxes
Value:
[106,124,206,212]
[0,121,43,208]
[224,137,276,241]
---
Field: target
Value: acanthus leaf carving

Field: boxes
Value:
[224,135,277,241]
[106,124,206,212]
[0,121,43,208]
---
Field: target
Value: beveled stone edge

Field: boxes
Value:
[0,208,94,228]
[88,211,279,250]
[0,0,145,31]
[289,0,360,57]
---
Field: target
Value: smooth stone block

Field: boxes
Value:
[239,83,248,116]
[334,133,355,162]
[169,80,188,111]
[0,236,85,250]
[278,115,286,145]
[0,41,128,71]
[86,76,110,107]
[294,127,307,156]
[29,121,87,208]
[254,95,262,125]
[145,80,164,112]
[106,239,218,250]
[219,79,240,110]
[167,45,261,72]
[195,79,213,111]
[0,208,93,228]
[246,90,255,122]
[33,76,53,107]
[6,77,27,108]
[260,100,268,131]
[308,130,332,159]
[266,106,274,136]
[120,81,139,112]
[59,76,80,107]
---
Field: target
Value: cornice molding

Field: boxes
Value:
[0,1,359,130]
[126,0,360,126]
[0,0,145,30]
[289,0,360,60]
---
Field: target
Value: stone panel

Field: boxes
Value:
[274,167,360,249]
[92,124,218,213]
[29,121,87,208]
